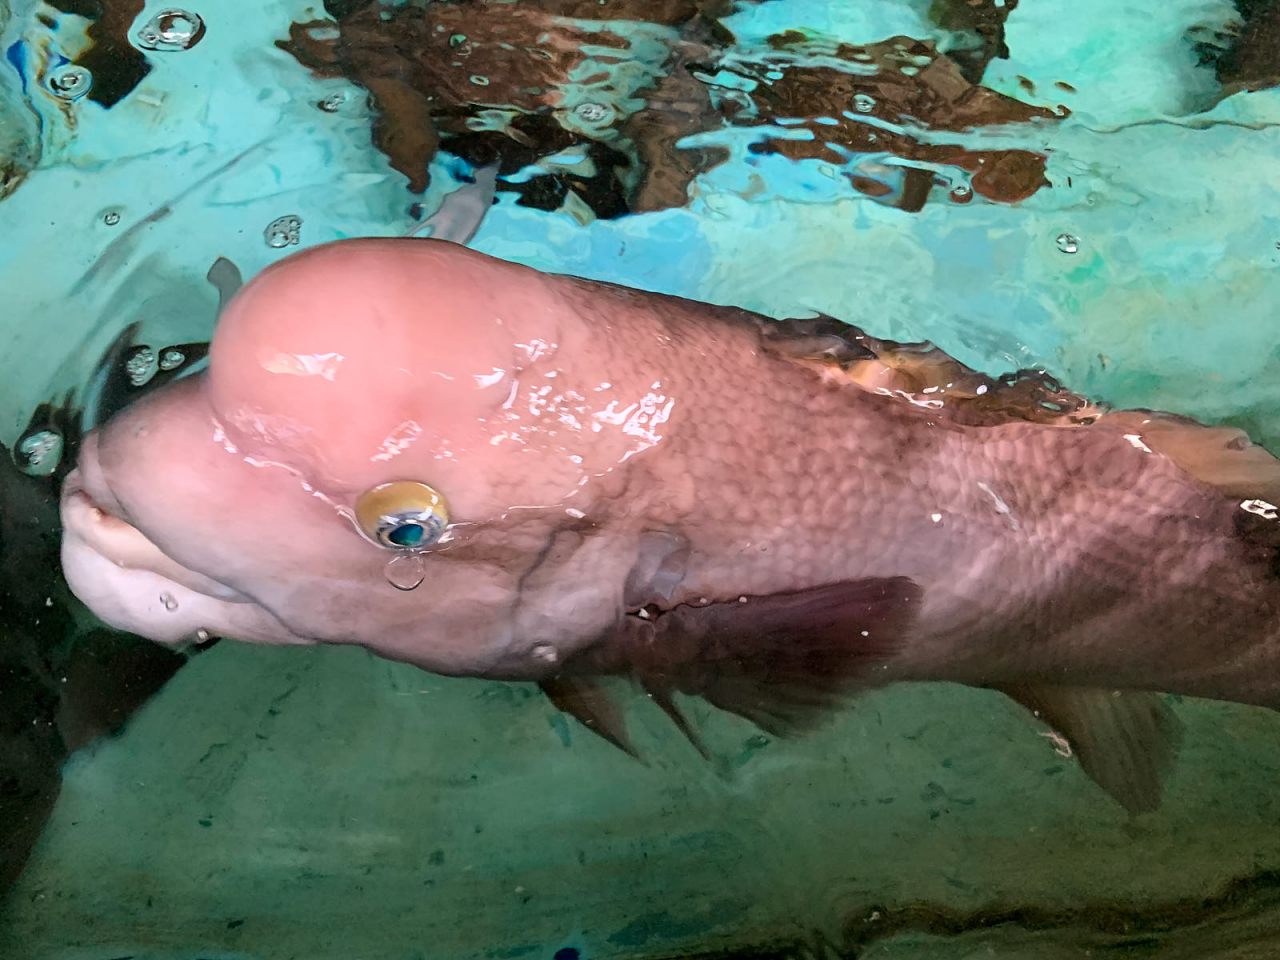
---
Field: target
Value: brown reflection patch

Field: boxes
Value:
[732,36,1059,208]
[42,0,153,108]
[1192,0,1280,97]
[278,2,730,204]
[278,5,1057,214]
[927,0,1020,83]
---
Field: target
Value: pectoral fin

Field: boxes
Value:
[634,576,922,736]
[999,685,1182,815]
[539,676,637,758]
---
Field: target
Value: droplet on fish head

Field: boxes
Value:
[385,553,426,591]
[530,643,558,665]
[46,64,93,100]
[102,209,121,226]
[158,347,185,371]
[15,429,63,476]
[264,215,302,249]
[160,592,179,612]
[853,93,876,113]
[355,481,451,550]
[574,102,610,123]
[135,9,205,51]
[1055,233,1080,254]
[125,346,158,387]
[317,93,345,113]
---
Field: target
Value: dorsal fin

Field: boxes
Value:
[757,315,1103,427]
[1098,410,1280,504]
[759,316,1280,506]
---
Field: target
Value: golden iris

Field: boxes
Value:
[354,481,450,550]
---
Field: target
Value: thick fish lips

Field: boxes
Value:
[59,431,301,648]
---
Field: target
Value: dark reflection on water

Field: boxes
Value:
[275,0,1056,214]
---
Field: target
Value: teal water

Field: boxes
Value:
[3,0,1280,957]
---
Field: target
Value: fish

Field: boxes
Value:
[59,237,1280,815]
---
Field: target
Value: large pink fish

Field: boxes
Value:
[60,238,1280,813]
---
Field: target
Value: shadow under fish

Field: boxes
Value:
[1,399,187,894]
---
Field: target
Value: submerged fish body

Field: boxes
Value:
[59,238,1280,812]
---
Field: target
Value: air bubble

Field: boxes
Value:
[102,210,121,226]
[125,346,157,386]
[531,643,559,664]
[1055,233,1080,254]
[135,9,206,51]
[160,592,179,612]
[15,430,63,476]
[264,215,302,248]
[385,553,426,591]
[47,64,93,100]
[159,348,185,371]
[318,93,344,112]
[574,102,609,122]
[469,75,489,86]
[853,93,876,113]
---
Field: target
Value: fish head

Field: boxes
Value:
[60,239,656,678]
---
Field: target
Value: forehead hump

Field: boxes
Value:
[205,240,551,480]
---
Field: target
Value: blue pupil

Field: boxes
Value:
[387,522,425,547]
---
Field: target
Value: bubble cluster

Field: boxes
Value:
[46,64,93,100]
[264,215,302,248]
[135,9,206,52]
[125,346,158,386]
[15,430,63,476]
[159,348,186,371]
[574,102,610,123]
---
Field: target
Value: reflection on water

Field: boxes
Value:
[2,0,1280,958]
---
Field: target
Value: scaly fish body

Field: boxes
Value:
[60,239,1280,811]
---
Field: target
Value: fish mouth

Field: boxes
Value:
[60,433,306,648]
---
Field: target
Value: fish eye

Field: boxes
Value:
[354,481,451,550]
